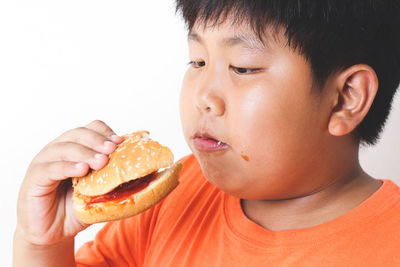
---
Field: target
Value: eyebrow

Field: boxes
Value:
[188,31,266,51]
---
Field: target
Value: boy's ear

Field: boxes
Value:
[328,64,378,136]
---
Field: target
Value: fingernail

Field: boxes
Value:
[104,140,114,147]
[94,153,105,159]
[75,162,85,169]
[109,134,123,142]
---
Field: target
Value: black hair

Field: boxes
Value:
[175,0,400,146]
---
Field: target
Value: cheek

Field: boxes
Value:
[179,71,197,142]
[229,55,319,159]
[239,95,316,154]
[228,86,296,153]
[226,84,322,195]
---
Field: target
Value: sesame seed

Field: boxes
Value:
[146,157,149,161]
[126,161,130,165]
[137,157,141,160]
[128,166,132,171]
[151,152,156,156]
[135,163,140,168]
[121,170,126,175]
[121,155,126,158]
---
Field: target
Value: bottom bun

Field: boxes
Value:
[73,162,183,224]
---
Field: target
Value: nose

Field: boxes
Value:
[195,68,226,116]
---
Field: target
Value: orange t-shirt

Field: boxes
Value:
[76,154,400,266]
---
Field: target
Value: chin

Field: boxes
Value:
[199,163,248,197]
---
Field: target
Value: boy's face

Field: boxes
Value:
[180,19,334,200]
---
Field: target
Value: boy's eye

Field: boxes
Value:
[230,66,262,75]
[187,61,262,75]
[187,61,205,68]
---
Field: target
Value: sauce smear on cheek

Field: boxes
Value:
[240,153,249,161]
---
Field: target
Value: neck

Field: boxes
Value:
[241,138,382,231]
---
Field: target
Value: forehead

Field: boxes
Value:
[188,19,274,52]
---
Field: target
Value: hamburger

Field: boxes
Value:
[72,131,183,224]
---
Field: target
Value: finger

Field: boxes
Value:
[51,127,119,155]
[65,184,91,227]
[28,161,90,192]
[34,142,110,170]
[84,120,123,142]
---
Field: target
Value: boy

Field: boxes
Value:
[14,0,400,266]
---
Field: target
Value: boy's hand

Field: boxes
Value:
[15,120,123,246]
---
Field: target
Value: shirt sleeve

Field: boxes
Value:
[75,200,163,267]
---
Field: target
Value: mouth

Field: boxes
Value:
[192,132,228,152]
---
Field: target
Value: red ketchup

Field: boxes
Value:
[85,172,156,208]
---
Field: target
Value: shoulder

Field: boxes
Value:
[379,179,400,212]
[370,179,400,234]
[379,179,400,203]
[363,180,400,258]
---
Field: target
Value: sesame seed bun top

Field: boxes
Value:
[72,131,174,196]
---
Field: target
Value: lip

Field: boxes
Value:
[192,131,228,152]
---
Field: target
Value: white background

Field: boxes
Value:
[1,1,399,265]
